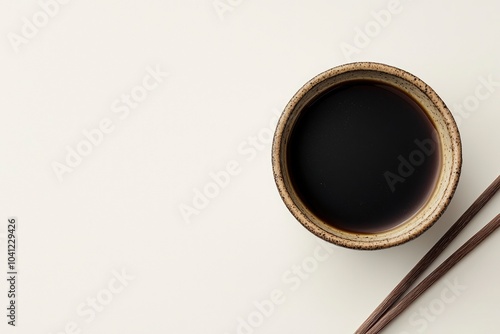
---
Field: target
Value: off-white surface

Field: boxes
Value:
[0,1,499,333]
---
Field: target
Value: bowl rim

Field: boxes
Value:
[271,62,462,250]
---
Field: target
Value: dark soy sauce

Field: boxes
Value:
[286,80,441,233]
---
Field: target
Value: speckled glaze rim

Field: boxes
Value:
[272,62,462,250]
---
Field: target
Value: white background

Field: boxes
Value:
[0,1,499,333]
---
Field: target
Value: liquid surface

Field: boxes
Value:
[286,80,440,233]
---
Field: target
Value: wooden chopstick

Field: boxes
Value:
[356,175,500,334]
[366,213,500,334]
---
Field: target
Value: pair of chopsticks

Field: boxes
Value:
[356,175,500,334]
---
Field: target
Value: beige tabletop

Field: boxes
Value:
[0,1,499,333]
